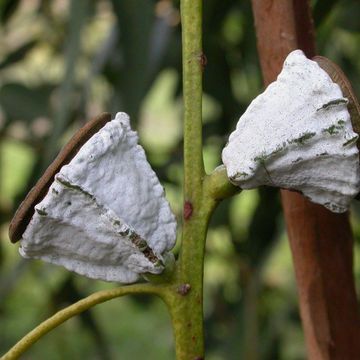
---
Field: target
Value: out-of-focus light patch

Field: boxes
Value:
[155,0,180,27]
[229,189,259,240]
[139,69,182,157]
[206,226,234,255]
[0,139,35,208]
[30,117,52,138]
[281,323,306,359]
[52,0,70,19]
[222,9,244,45]
[1,222,19,264]
[202,93,221,124]
[204,254,240,316]
[231,65,262,104]
[323,27,360,63]
[204,227,240,303]
[4,43,63,86]
[203,137,222,174]
[86,77,112,116]
[0,0,41,54]
[82,4,115,54]
[350,203,360,290]
[262,233,295,288]
[6,121,28,141]
[166,163,183,185]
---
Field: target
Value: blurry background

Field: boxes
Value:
[0,0,359,359]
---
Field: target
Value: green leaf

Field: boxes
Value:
[0,83,53,121]
[0,0,21,24]
[0,40,37,70]
[110,0,155,119]
[313,0,339,26]
[43,0,90,167]
[337,2,360,32]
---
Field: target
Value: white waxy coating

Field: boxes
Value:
[20,112,177,283]
[222,50,360,213]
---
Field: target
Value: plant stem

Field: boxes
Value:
[179,0,204,283]
[2,284,164,360]
[204,165,241,201]
[172,198,216,359]
[165,1,211,359]
[181,0,204,202]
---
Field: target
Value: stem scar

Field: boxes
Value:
[184,201,193,220]
[177,283,191,295]
[198,52,207,71]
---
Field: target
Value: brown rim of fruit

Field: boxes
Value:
[313,56,360,149]
[313,56,360,200]
[9,112,112,243]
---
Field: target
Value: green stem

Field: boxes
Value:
[181,0,204,202]
[2,284,164,360]
[204,165,241,201]
[172,198,216,359]
[168,1,211,358]
[179,0,204,282]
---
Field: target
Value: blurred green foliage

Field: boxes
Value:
[0,0,359,359]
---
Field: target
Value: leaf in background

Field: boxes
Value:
[43,0,90,167]
[78,24,119,119]
[147,1,179,80]
[203,0,261,138]
[110,0,155,119]
[244,187,281,268]
[337,1,360,32]
[0,83,53,122]
[0,0,21,24]
[0,40,38,71]
[313,0,339,27]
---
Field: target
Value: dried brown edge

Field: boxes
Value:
[313,56,360,147]
[313,57,360,200]
[9,112,112,243]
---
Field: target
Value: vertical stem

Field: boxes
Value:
[169,1,212,359]
[181,0,205,202]
[179,0,205,306]
[251,1,360,359]
[164,203,215,360]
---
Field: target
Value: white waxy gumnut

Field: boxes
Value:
[222,50,360,213]
[20,112,177,283]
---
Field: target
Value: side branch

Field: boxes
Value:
[204,165,241,201]
[2,284,165,360]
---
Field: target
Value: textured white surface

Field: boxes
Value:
[20,112,177,283]
[222,50,360,213]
